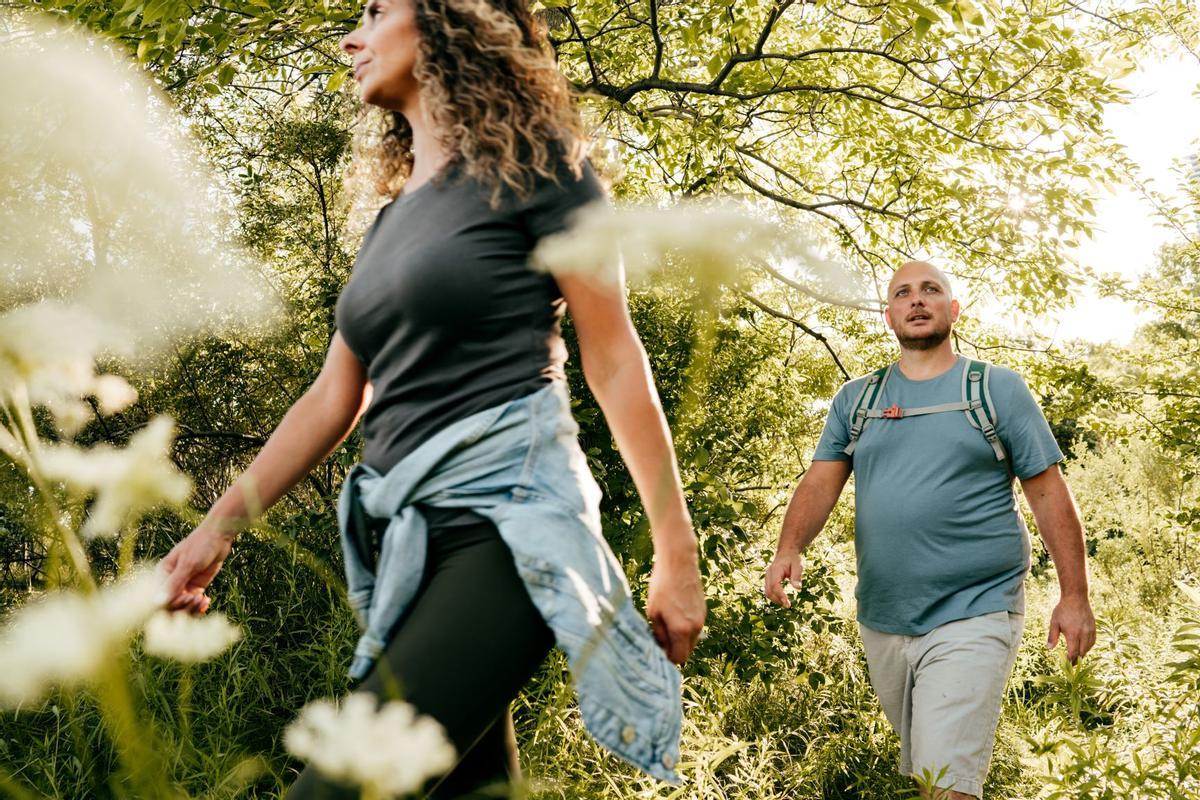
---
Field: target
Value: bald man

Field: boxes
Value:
[764,262,1095,799]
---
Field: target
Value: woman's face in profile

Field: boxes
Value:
[340,0,421,111]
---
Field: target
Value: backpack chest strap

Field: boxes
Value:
[843,358,1008,462]
[863,400,981,419]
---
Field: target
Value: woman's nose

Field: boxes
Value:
[340,29,362,55]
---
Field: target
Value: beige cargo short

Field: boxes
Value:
[858,611,1024,798]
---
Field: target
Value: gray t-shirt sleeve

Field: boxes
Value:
[812,379,862,461]
[521,160,606,242]
[992,367,1064,479]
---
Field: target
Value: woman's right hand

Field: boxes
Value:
[646,545,706,665]
[158,525,235,614]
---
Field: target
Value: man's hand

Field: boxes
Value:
[764,550,804,608]
[1047,594,1096,663]
[646,550,706,665]
[764,461,848,608]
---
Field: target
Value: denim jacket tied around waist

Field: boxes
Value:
[336,382,682,783]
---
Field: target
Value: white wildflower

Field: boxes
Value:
[532,200,873,308]
[38,416,192,538]
[0,301,135,434]
[143,610,242,663]
[285,694,456,798]
[0,19,279,358]
[0,567,162,706]
[96,566,169,634]
[92,374,138,416]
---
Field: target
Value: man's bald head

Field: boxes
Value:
[887,261,954,302]
[884,260,959,352]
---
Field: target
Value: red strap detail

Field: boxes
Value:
[882,404,904,419]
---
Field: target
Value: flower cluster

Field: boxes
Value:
[0,19,279,364]
[285,693,457,798]
[143,609,242,663]
[38,416,193,538]
[531,200,870,308]
[0,568,162,707]
[0,301,136,437]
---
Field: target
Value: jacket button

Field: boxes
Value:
[621,725,636,744]
[661,752,676,770]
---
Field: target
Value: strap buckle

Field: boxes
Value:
[882,404,904,419]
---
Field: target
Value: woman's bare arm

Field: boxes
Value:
[159,332,371,609]
[557,270,705,665]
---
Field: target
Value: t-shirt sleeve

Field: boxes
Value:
[812,381,858,462]
[993,368,1064,479]
[522,158,607,242]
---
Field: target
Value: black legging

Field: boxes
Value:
[287,511,555,799]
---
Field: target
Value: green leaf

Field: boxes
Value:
[955,0,985,26]
[913,16,932,39]
[705,51,725,79]
[141,0,168,24]
[906,1,942,24]
[326,66,350,93]
[217,62,236,86]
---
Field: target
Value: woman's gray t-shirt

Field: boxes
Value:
[335,158,605,477]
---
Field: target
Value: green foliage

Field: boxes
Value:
[4,0,1200,797]
[34,0,356,98]
[30,0,1196,323]
[1025,586,1200,799]
[551,0,1190,317]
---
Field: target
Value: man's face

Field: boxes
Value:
[884,264,959,351]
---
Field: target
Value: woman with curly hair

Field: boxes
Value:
[158,0,706,797]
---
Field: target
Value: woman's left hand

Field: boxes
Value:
[646,547,706,665]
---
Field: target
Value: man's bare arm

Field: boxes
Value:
[1020,464,1096,662]
[764,459,852,607]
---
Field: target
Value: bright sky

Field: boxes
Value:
[993,52,1200,345]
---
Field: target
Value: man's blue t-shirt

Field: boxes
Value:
[812,355,1064,635]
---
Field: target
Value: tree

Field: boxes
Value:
[23,1,1195,356]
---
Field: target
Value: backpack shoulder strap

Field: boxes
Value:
[961,359,1007,461]
[844,364,892,457]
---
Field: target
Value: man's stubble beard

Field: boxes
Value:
[896,321,952,351]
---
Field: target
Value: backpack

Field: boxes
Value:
[842,359,1007,461]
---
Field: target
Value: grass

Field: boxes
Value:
[1,477,1198,799]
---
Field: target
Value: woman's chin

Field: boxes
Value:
[356,82,380,106]
[359,88,405,113]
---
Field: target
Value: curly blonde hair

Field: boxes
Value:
[363,0,587,205]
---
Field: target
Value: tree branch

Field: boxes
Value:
[738,291,852,380]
